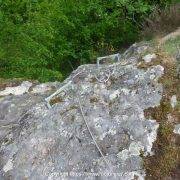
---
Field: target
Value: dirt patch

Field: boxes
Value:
[49,97,64,106]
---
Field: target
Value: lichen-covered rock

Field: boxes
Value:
[0,43,164,180]
[174,124,180,135]
[0,81,32,96]
[170,95,177,109]
[143,54,157,63]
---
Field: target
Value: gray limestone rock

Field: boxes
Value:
[143,54,157,63]
[0,43,164,180]
[174,124,180,135]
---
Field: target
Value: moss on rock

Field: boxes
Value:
[140,46,180,179]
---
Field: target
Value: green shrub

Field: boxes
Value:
[0,0,174,82]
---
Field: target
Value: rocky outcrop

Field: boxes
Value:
[0,43,167,179]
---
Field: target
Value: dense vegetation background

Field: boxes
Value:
[0,0,177,82]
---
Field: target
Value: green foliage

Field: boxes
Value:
[0,0,174,82]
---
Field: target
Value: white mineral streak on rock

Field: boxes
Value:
[146,120,159,154]
[117,141,144,161]
[99,127,117,141]
[129,142,144,156]
[155,65,164,77]
[122,115,129,121]
[139,112,145,120]
[150,74,156,80]
[0,81,32,96]
[3,159,14,172]
[149,65,164,81]
[117,149,129,161]
[81,84,91,93]
[108,128,117,136]
[173,124,180,135]
[170,95,177,109]
[32,83,54,94]
[121,88,130,95]
[143,54,157,63]
[109,90,120,101]
[129,171,145,180]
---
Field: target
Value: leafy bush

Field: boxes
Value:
[0,0,175,82]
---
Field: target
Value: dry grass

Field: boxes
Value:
[142,3,180,39]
